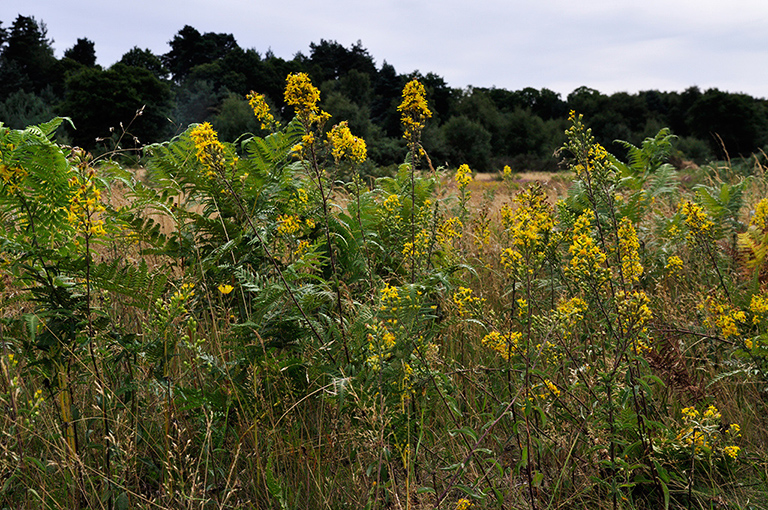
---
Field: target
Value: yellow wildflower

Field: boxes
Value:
[246,91,276,130]
[276,214,302,236]
[453,286,483,317]
[679,200,714,241]
[566,209,609,284]
[455,164,472,191]
[284,72,330,126]
[665,255,683,276]
[398,79,432,145]
[326,121,367,163]
[218,284,234,295]
[190,122,227,176]
[456,498,472,510]
[481,331,521,360]
[617,217,643,284]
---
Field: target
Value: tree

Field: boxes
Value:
[163,25,239,83]
[60,63,173,149]
[119,47,169,79]
[63,38,96,67]
[0,21,7,53]
[372,61,404,137]
[0,15,58,97]
[441,115,492,171]
[307,39,377,83]
[0,89,56,129]
[687,89,768,157]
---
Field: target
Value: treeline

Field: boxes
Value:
[2,14,767,171]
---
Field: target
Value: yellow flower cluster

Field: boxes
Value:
[473,218,491,250]
[502,165,512,176]
[294,239,311,257]
[383,194,401,216]
[499,185,555,276]
[326,121,367,163]
[276,214,303,236]
[365,321,397,370]
[750,292,768,324]
[542,378,561,398]
[67,172,107,237]
[675,404,741,459]
[380,283,401,312]
[402,228,430,259]
[679,200,714,241]
[566,209,609,284]
[615,290,652,333]
[190,122,227,177]
[455,164,472,191]
[665,255,683,277]
[246,91,276,130]
[397,79,432,145]
[481,330,521,361]
[453,286,483,317]
[633,338,652,355]
[504,186,554,242]
[617,217,643,284]
[500,247,523,273]
[556,297,588,339]
[0,163,28,194]
[750,198,768,232]
[702,297,746,338]
[284,72,330,127]
[437,217,463,244]
[455,498,472,510]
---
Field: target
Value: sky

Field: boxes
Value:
[4,0,768,99]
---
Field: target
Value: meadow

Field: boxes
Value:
[2,75,768,510]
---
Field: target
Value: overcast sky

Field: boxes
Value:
[4,0,768,99]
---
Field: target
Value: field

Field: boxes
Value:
[2,77,768,510]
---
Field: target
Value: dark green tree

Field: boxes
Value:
[0,89,56,129]
[0,15,58,97]
[63,38,97,67]
[170,79,220,131]
[372,61,405,138]
[119,47,169,79]
[59,63,173,149]
[307,39,377,83]
[687,88,768,157]
[163,25,239,83]
[441,115,492,171]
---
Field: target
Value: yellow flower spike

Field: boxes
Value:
[397,79,431,145]
[723,445,740,459]
[326,121,367,163]
[455,164,472,190]
[246,91,276,130]
[456,498,472,510]
[617,217,643,284]
[190,122,227,175]
[665,255,683,276]
[218,284,234,295]
[679,200,714,241]
[284,72,329,127]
